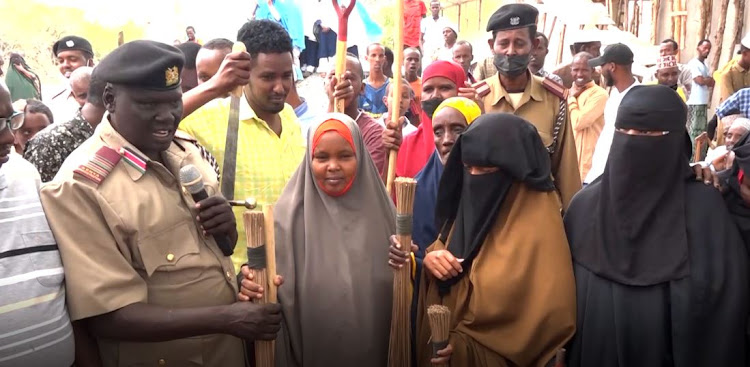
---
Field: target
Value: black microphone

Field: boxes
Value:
[179,164,234,256]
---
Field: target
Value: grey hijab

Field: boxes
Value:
[274,113,395,366]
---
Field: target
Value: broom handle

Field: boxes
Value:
[243,210,275,367]
[385,0,405,195]
[332,0,356,113]
[263,205,277,303]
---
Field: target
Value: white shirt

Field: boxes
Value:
[686,58,710,105]
[421,17,450,51]
[47,87,80,125]
[376,116,417,137]
[584,79,640,184]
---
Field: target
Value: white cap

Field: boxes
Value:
[742,32,750,49]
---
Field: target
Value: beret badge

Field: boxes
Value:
[165,66,179,87]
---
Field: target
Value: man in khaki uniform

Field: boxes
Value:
[40,40,281,367]
[719,33,750,102]
[479,3,581,210]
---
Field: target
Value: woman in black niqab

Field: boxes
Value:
[565,85,748,367]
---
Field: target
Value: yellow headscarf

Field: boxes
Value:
[433,97,482,125]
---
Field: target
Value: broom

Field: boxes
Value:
[388,177,417,367]
[243,205,278,367]
[426,305,451,367]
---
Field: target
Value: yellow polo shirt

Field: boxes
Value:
[645,80,687,101]
[180,96,306,271]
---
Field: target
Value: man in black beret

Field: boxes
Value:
[39,40,281,367]
[49,35,96,123]
[478,3,581,211]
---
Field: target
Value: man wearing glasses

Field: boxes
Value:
[0,81,76,365]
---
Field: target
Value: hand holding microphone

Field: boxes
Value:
[180,164,237,256]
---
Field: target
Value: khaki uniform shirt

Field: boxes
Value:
[480,73,582,210]
[39,121,245,367]
[719,62,750,102]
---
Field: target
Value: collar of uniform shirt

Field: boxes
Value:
[488,73,545,106]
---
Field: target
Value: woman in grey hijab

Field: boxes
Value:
[273,112,395,366]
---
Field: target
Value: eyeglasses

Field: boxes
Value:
[0,111,24,133]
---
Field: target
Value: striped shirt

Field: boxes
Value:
[0,153,74,367]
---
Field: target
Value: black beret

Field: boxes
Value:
[53,36,93,57]
[96,40,185,91]
[486,3,538,32]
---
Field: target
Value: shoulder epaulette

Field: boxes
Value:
[542,77,568,100]
[472,80,491,98]
[173,130,198,144]
[73,146,122,185]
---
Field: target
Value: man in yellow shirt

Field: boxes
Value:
[568,52,607,181]
[180,20,306,271]
[719,33,750,101]
[646,55,687,101]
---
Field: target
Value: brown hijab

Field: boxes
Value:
[416,114,577,366]
[274,113,395,367]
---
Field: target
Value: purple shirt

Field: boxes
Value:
[356,111,386,175]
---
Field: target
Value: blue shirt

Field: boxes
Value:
[715,88,750,118]
[687,58,710,105]
[359,79,390,116]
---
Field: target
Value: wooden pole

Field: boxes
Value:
[651,0,660,45]
[669,0,682,46]
[385,0,404,196]
[547,15,557,42]
[711,0,731,72]
[680,0,686,52]
[699,0,712,40]
[332,0,356,113]
[117,31,124,46]
[732,0,746,58]
[557,24,567,65]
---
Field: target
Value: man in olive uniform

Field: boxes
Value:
[39,40,281,367]
[479,3,581,210]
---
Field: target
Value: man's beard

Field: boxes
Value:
[604,70,614,87]
[422,98,444,119]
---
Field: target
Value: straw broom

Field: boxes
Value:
[427,305,451,367]
[388,177,417,367]
[243,205,278,367]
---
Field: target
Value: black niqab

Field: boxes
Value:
[435,113,555,294]
[570,85,693,286]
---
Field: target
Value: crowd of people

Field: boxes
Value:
[4,1,750,366]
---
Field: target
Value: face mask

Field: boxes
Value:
[493,53,531,77]
[422,98,444,119]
